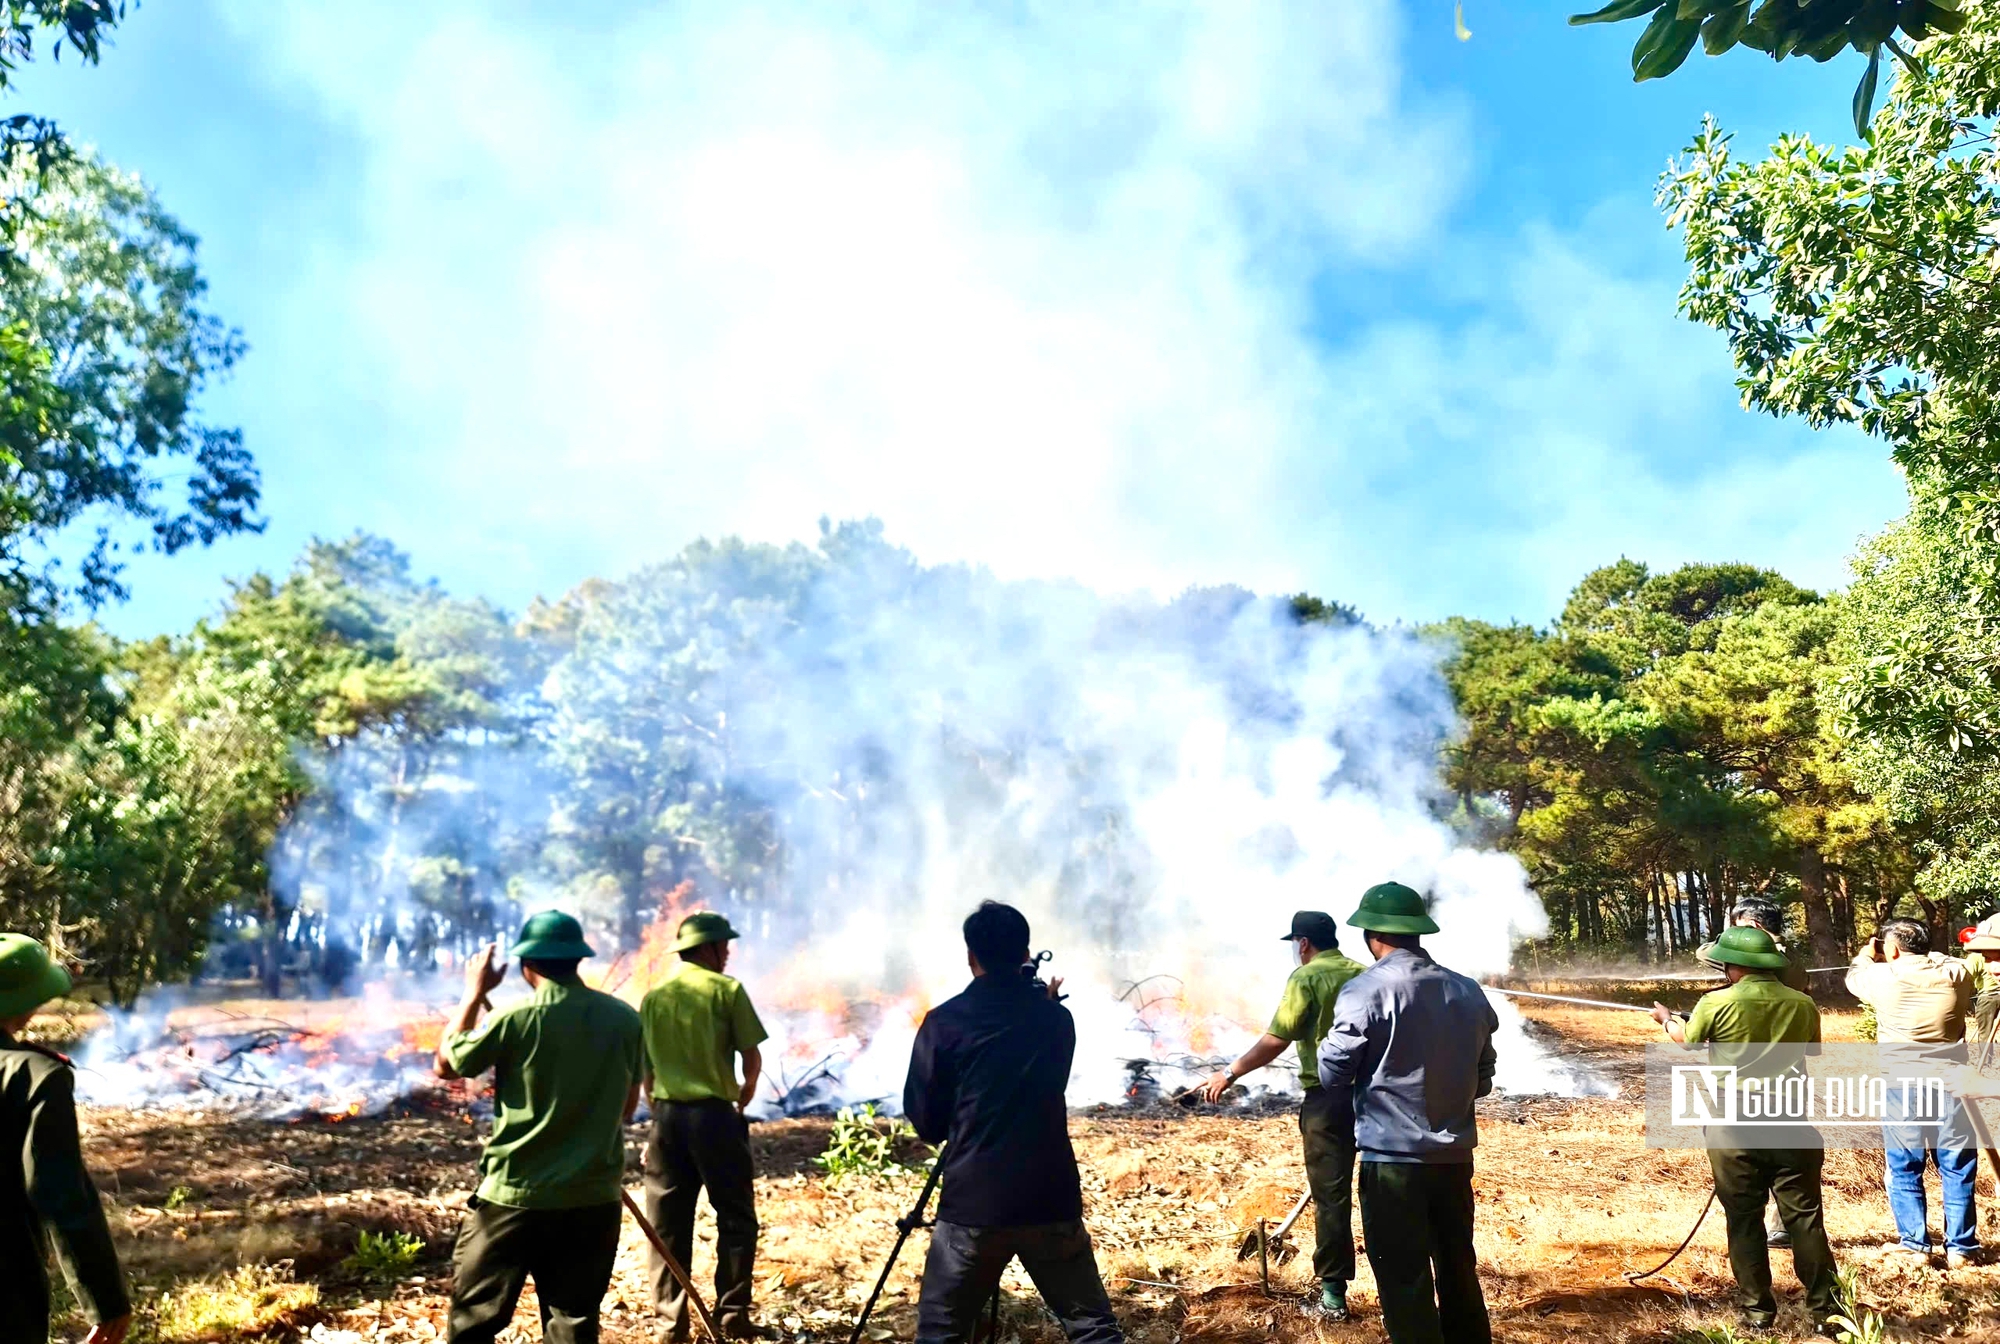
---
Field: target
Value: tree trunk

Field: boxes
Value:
[260,889,285,998]
[1833,872,1855,948]
[1797,847,1840,967]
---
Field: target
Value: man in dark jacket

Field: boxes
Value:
[0,932,131,1344]
[903,902,1123,1344]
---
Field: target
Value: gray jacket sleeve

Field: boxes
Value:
[1475,997,1499,1099]
[1316,978,1378,1092]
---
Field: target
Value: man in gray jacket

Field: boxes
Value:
[1318,883,1497,1344]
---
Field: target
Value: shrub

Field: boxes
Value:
[342,1229,426,1283]
[815,1104,922,1181]
[154,1264,318,1342]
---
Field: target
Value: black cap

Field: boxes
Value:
[1281,911,1340,948]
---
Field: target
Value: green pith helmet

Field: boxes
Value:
[1346,881,1440,936]
[1705,925,1790,970]
[512,910,595,961]
[674,911,741,953]
[0,933,72,1018]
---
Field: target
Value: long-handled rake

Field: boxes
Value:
[1235,1189,1311,1262]
[623,1187,723,1344]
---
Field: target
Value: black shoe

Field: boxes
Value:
[1766,1229,1793,1248]
[1315,1281,1349,1323]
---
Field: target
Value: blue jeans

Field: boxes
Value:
[1883,1090,1980,1254]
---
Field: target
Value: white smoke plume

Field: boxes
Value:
[81,530,1610,1112]
[531,533,1578,1103]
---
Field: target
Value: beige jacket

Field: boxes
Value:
[1846,951,1974,1044]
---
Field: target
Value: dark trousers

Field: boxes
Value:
[2,1220,51,1344]
[1708,1147,1838,1325]
[1298,1084,1356,1285]
[916,1219,1124,1344]
[645,1099,759,1338]
[1357,1161,1490,1344]
[447,1199,622,1344]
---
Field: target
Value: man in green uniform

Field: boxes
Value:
[1200,911,1365,1320]
[435,910,644,1344]
[0,933,130,1344]
[640,912,768,1340]
[1694,898,1809,1248]
[1652,927,1838,1334]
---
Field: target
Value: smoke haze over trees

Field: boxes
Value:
[4,514,1982,1004]
[13,3,2000,1003]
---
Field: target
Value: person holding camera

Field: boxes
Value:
[1847,919,1979,1269]
[902,901,1123,1344]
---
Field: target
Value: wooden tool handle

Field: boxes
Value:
[623,1187,724,1344]
[1270,1188,1312,1241]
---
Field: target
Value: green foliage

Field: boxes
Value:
[162,1184,191,1212]
[0,4,127,209]
[815,1104,921,1182]
[1660,11,2000,762]
[1673,1324,1754,1344]
[0,142,255,606]
[1641,0,2000,914]
[1828,504,2000,906]
[153,1263,318,1342]
[1829,1263,1888,1343]
[1572,0,1964,133]
[1430,559,1911,963]
[343,1229,426,1283]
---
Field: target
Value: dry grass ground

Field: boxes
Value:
[43,992,2000,1343]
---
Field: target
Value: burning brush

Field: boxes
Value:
[76,1008,480,1122]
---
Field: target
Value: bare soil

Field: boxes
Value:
[47,997,2000,1343]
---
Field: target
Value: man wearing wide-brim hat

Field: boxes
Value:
[0,933,131,1344]
[639,911,768,1341]
[1652,926,1839,1334]
[1315,883,1497,1344]
[434,910,644,1344]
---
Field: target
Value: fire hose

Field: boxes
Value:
[1486,985,1721,1279]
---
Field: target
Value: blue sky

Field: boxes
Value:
[22,1,1902,636]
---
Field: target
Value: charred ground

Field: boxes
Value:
[51,998,1998,1344]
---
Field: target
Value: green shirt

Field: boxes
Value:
[640,961,769,1103]
[439,978,643,1210]
[1267,949,1367,1088]
[1682,972,1820,1081]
